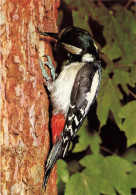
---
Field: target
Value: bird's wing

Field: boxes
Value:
[61,61,101,157]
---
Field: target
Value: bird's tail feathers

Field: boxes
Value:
[42,138,62,190]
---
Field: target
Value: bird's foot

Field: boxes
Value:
[39,55,56,83]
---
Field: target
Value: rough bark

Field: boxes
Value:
[0,0,60,194]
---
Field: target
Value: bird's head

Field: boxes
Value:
[38,26,99,64]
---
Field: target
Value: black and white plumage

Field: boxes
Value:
[62,60,101,157]
[39,26,101,190]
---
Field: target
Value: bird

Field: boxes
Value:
[38,26,101,190]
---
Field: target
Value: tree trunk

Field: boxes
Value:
[0,0,60,194]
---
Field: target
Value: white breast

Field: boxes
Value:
[49,62,85,115]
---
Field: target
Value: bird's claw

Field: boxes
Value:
[39,55,56,82]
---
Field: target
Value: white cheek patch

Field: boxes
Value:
[62,43,82,55]
[82,53,94,62]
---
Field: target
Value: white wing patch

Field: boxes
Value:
[85,70,100,114]
[68,116,73,120]
[63,136,69,143]
[69,125,74,135]
[80,108,85,116]
[74,116,80,126]
[94,43,98,50]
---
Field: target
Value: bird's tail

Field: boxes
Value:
[42,138,62,190]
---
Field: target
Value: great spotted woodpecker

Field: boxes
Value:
[38,26,101,190]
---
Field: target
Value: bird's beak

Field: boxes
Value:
[38,28,58,40]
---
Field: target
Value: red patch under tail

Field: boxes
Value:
[51,114,65,144]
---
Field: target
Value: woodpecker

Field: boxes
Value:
[38,26,101,190]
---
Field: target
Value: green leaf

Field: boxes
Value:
[57,159,69,183]
[113,5,136,36]
[101,41,122,60]
[97,4,136,65]
[97,76,111,127]
[80,154,132,195]
[113,69,130,94]
[130,64,136,87]
[115,52,135,67]
[72,119,89,153]
[63,0,82,8]
[129,164,136,188]
[122,149,136,189]
[109,79,123,127]
[122,150,136,191]
[89,2,109,26]
[100,179,116,195]
[72,9,92,34]
[122,148,136,163]
[80,154,116,195]
[97,73,123,127]
[112,6,136,64]
[89,132,101,154]
[119,101,136,147]
[80,154,104,169]
[65,168,101,195]
[104,156,132,195]
[73,119,101,154]
[123,149,136,189]
[102,16,118,43]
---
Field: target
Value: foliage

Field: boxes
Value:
[57,1,136,194]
